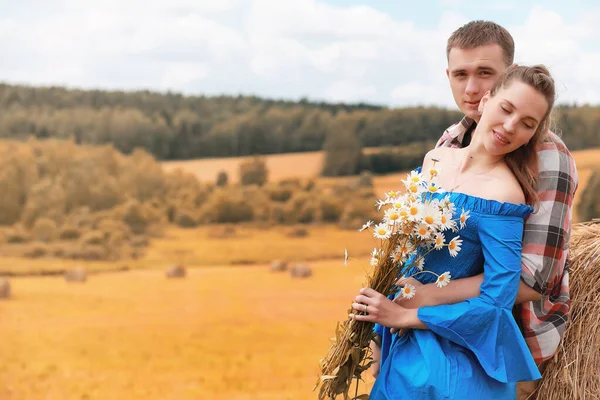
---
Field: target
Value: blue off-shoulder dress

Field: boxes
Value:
[371,192,541,400]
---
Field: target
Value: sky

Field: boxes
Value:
[1,0,599,109]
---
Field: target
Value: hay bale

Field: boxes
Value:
[0,278,11,299]
[166,264,186,278]
[64,267,87,283]
[290,263,312,279]
[536,220,600,399]
[270,260,288,272]
[207,225,236,239]
[287,227,309,238]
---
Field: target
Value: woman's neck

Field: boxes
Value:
[458,129,504,171]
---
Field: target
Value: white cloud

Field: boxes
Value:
[323,80,377,103]
[0,1,599,108]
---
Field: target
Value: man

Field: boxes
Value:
[371,21,578,400]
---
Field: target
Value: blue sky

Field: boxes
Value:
[1,0,599,109]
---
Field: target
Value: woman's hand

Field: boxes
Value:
[350,287,413,330]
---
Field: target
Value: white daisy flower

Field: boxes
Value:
[448,236,463,257]
[406,202,424,222]
[436,271,451,288]
[369,255,380,267]
[433,233,445,250]
[428,166,441,178]
[372,248,383,258]
[439,212,454,231]
[426,182,444,195]
[390,247,407,264]
[376,199,387,211]
[358,220,374,232]
[441,196,456,215]
[406,182,425,196]
[414,257,425,271]
[415,223,432,240]
[384,208,401,225]
[402,170,424,187]
[400,284,417,299]
[459,209,471,229]
[421,204,441,228]
[373,223,392,239]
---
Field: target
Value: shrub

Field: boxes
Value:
[174,208,200,227]
[79,230,105,246]
[216,170,229,187]
[79,244,107,261]
[23,242,49,258]
[5,226,31,243]
[577,168,600,222]
[239,156,268,186]
[199,190,254,223]
[358,170,373,188]
[58,225,81,240]
[32,217,58,242]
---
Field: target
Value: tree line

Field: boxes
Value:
[0,84,598,162]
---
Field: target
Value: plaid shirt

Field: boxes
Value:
[436,117,579,364]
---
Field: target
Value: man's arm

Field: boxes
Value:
[397,274,541,309]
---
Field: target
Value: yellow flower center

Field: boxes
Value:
[441,215,447,223]
[418,228,427,235]
[436,238,442,245]
[403,287,411,294]
[411,176,420,182]
[399,210,407,217]
[377,229,386,235]
[460,216,466,223]
[409,207,418,215]
[449,241,456,250]
[425,216,434,224]
[389,214,399,221]
[409,185,418,193]
[429,186,438,193]
[430,169,438,176]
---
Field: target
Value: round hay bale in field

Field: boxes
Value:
[536,220,600,400]
[64,267,87,283]
[166,264,186,278]
[270,260,288,272]
[0,278,11,299]
[207,225,236,239]
[287,226,309,238]
[290,263,312,279]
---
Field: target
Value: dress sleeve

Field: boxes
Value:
[417,214,542,383]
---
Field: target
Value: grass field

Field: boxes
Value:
[0,147,598,399]
[0,260,375,400]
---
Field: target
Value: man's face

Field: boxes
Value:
[446,43,508,120]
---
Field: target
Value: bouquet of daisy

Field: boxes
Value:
[315,163,469,399]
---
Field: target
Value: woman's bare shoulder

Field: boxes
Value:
[483,166,526,205]
[422,147,455,169]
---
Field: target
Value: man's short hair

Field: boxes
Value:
[446,20,515,66]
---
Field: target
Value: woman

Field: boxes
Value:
[349,65,555,399]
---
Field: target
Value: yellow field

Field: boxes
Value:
[1,147,598,399]
[0,260,376,400]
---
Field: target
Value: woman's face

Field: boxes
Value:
[478,81,548,156]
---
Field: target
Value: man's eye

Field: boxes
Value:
[500,106,510,113]
[480,71,491,76]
